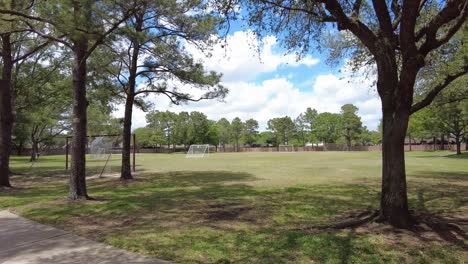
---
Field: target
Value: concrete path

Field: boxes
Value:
[0,210,169,264]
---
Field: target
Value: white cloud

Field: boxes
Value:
[112,31,382,131]
[186,31,319,82]
[114,69,381,131]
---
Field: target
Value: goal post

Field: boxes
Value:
[278,145,294,152]
[186,144,210,158]
[65,134,137,176]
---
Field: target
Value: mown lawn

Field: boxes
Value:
[1,151,467,263]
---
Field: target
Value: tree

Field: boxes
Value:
[237,0,468,227]
[133,127,154,148]
[0,1,50,186]
[11,47,71,161]
[267,116,296,146]
[294,113,308,146]
[207,120,220,149]
[257,131,277,146]
[1,0,142,198]
[217,118,231,151]
[107,1,227,180]
[146,111,178,149]
[243,118,259,146]
[313,112,342,143]
[230,117,243,151]
[431,80,468,154]
[340,104,363,150]
[187,111,210,144]
[174,112,191,148]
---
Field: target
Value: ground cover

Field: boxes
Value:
[1,151,467,263]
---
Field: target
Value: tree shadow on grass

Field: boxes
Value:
[442,152,468,159]
[408,171,468,181]
[9,168,468,263]
[410,152,468,159]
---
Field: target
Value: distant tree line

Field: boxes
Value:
[134,104,384,151]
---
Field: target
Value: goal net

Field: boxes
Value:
[88,136,122,177]
[278,145,294,152]
[186,144,210,158]
[66,134,137,177]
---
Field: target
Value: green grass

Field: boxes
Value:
[1,151,467,263]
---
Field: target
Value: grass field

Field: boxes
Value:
[1,151,467,263]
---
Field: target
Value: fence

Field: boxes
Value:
[11,143,467,156]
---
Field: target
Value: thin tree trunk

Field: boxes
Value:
[408,134,412,151]
[0,34,14,187]
[69,37,89,200]
[17,141,23,156]
[30,140,39,162]
[433,136,436,150]
[121,13,144,180]
[440,134,444,150]
[121,94,134,180]
[455,135,461,155]
[346,128,351,151]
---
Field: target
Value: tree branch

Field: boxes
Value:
[84,8,138,61]
[0,8,56,26]
[400,0,420,58]
[319,0,378,54]
[411,68,468,114]
[418,0,468,55]
[13,40,49,63]
[372,0,394,37]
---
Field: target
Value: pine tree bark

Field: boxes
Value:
[120,14,142,180]
[0,34,14,187]
[120,94,134,180]
[69,37,89,200]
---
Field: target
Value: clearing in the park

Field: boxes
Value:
[2,151,467,263]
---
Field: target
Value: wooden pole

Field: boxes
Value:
[65,137,69,171]
[132,133,136,173]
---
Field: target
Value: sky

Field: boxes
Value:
[113,23,382,131]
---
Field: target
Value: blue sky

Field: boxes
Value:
[114,19,382,131]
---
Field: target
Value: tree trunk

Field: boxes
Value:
[433,136,436,150]
[380,107,412,228]
[408,134,412,151]
[376,51,413,228]
[30,140,39,162]
[0,34,14,187]
[120,94,134,180]
[17,141,23,156]
[455,135,461,155]
[346,128,351,151]
[440,134,444,150]
[121,14,143,180]
[69,38,89,200]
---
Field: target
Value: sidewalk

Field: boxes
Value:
[0,210,169,264]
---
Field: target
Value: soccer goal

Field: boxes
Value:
[65,134,136,178]
[186,144,210,158]
[278,145,294,152]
